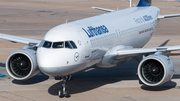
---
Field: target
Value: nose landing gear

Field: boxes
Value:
[58,76,71,98]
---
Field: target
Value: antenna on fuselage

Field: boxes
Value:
[66,19,68,24]
[130,0,132,7]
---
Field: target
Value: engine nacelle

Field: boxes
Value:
[138,54,174,86]
[6,49,39,80]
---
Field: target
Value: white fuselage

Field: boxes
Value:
[37,6,160,76]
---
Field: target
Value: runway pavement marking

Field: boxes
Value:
[0,6,100,15]
[0,91,35,101]
[0,29,50,31]
[170,19,180,25]
[0,73,6,77]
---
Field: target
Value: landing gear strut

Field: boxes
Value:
[58,76,71,98]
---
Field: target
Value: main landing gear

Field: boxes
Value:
[56,75,71,98]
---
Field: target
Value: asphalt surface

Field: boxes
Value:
[1,58,180,101]
[1,0,180,101]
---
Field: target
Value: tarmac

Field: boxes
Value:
[0,0,180,101]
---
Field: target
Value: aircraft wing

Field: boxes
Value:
[0,33,41,46]
[158,14,180,19]
[98,45,180,67]
[117,45,180,58]
[92,7,115,12]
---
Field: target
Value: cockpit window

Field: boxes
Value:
[41,40,77,49]
[70,41,77,49]
[65,41,72,49]
[39,40,45,47]
[52,41,77,49]
[52,42,64,48]
[42,41,52,48]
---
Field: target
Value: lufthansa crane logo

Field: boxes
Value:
[74,52,79,62]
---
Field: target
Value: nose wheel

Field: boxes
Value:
[58,76,71,98]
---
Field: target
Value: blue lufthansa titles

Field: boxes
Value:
[143,15,153,21]
[134,15,153,24]
[82,25,109,38]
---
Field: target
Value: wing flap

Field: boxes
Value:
[0,33,41,46]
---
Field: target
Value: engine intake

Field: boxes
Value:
[6,49,39,80]
[140,59,164,83]
[9,53,31,77]
[138,54,174,86]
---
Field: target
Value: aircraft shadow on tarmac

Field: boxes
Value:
[0,62,5,67]
[12,72,49,85]
[9,58,179,95]
[170,53,180,56]
[141,81,177,91]
[159,39,180,56]
[48,59,177,96]
[0,63,49,84]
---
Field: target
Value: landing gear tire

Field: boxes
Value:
[139,78,144,84]
[58,87,64,98]
[65,90,71,98]
[58,76,71,98]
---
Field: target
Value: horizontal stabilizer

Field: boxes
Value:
[92,7,115,12]
[158,14,180,19]
[0,33,41,46]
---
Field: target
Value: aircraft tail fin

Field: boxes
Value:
[137,0,151,7]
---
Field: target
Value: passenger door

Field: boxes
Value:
[78,31,91,59]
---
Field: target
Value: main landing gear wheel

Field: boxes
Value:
[58,76,71,98]
[58,87,64,98]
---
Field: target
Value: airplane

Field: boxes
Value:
[1,0,180,98]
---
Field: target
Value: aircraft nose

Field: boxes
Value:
[36,48,69,76]
[36,47,85,76]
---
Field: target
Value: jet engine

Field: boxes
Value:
[138,53,174,86]
[6,49,39,80]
